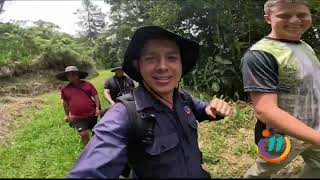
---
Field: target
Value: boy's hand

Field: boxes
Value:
[205,98,232,119]
[96,108,101,117]
[64,115,70,122]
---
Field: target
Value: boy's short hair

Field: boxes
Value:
[264,0,310,15]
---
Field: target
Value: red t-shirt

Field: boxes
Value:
[61,81,98,119]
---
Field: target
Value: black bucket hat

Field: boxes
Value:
[56,66,88,81]
[123,26,199,82]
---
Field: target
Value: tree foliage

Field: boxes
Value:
[0,0,5,14]
[99,0,320,100]
[2,0,319,100]
[0,22,39,65]
[0,21,95,71]
[75,0,106,45]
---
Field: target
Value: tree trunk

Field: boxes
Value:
[0,0,5,14]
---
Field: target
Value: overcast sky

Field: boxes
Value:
[0,0,110,35]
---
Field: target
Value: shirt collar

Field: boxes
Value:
[264,36,302,44]
[133,85,180,112]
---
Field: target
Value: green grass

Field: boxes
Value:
[197,104,257,178]
[0,93,81,178]
[0,70,258,178]
[0,70,112,178]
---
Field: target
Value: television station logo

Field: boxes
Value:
[257,129,291,163]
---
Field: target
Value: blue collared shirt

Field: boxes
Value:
[67,85,218,178]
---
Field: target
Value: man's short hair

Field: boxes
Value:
[264,0,310,15]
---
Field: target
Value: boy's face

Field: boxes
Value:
[264,3,312,41]
[138,38,182,97]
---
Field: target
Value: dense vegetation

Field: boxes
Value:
[2,0,319,100]
[0,20,98,80]
[101,0,320,100]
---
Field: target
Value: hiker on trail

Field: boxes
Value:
[103,62,135,106]
[56,65,101,145]
[103,64,135,179]
[66,26,233,178]
[241,0,320,178]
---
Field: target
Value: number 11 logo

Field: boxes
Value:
[258,129,291,163]
[268,135,284,152]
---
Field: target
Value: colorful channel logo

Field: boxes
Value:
[257,129,291,163]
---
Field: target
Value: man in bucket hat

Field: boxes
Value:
[103,62,135,106]
[67,26,233,178]
[56,65,101,145]
[103,62,135,178]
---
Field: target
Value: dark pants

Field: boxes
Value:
[69,116,97,132]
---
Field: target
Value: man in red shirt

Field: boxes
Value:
[56,66,101,145]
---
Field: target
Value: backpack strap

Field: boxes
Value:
[116,93,136,125]
[116,92,156,166]
[116,93,138,145]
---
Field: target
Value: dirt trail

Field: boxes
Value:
[0,71,64,144]
[0,96,44,144]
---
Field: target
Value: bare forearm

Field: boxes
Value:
[63,101,69,115]
[93,95,101,109]
[104,90,115,105]
[256,107,320,145]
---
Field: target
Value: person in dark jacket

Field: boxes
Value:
[103,63,135,106]
[67,26,233,178]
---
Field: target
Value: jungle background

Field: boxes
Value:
[0,0,319,178]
